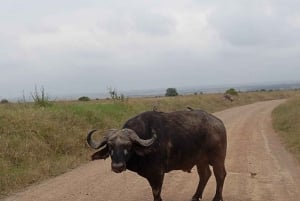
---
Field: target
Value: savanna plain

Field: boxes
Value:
[1,90,300,199]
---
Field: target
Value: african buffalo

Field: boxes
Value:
[87,108,227,201]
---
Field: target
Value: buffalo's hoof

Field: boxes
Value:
[191,198,200,201]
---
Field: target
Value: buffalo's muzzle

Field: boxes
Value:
[111,162,126,173]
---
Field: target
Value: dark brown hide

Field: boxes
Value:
[87,109,227,201]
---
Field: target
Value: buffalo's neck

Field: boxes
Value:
[126,154,140,172]
[126,152,164,177]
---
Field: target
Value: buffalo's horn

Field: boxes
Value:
[86,129,108,149]
[125,129,157,147]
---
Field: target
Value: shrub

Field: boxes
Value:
[1,99,9,104]
[78,96,90,101]
[225,88,238,96]
[165,88,178,97]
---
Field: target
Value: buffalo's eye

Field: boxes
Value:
[110,150,114,156]
[124,149,128,155]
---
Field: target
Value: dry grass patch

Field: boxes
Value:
[272,95,300,161]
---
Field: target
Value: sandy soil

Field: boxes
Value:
[3,100,300,201]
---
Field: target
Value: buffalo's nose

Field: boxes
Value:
[111,162,126,173]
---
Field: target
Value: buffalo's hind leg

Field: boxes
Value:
[212,162,226,201]
[191,163,212,201]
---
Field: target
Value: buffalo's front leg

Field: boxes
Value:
[147,173,165,201]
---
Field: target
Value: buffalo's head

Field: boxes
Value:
[86,128,157,173]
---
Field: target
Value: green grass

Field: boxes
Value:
[272,95,300,161]
[0,90,299,197]
[62,103,129,126]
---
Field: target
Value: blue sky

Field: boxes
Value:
[1,0,300,99]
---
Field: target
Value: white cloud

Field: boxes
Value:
[0,0,300,99]
[208,1,300,48]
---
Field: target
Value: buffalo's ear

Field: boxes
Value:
[91,146,109,160]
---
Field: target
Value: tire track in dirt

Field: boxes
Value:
[3,100,300,201]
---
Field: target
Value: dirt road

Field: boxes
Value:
[3,100,300,201]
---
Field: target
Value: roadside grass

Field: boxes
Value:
[272,95,300,162]
[0,90,299,197]
[0,103,90,196]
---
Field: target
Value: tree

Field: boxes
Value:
[165,88,178,96]
[107,87,125,102]
[225,88,238,96]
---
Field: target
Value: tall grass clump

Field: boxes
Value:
[31,86,52,107]
[107,87,126,102]
[272,96,300,161]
